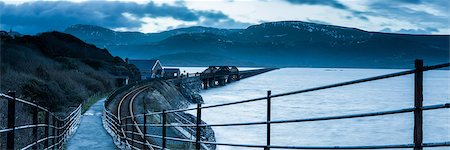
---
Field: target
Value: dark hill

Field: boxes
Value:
[1,31,140,112]
[64,21,449,68]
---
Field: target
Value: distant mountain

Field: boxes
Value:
[64,21,449,68]
[64,24,241,46]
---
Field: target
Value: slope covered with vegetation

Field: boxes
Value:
[0,31,140,112]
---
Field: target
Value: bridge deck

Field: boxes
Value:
[66,98,118,150]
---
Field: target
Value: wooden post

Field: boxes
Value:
[162,110,167,149]
[143,114,147,150]
[33,103,38,149]
[414,59,423,150]
[195,104,202,150]
[266,90,271,150]
[6,91,16,150]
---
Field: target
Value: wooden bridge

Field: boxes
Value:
[1,60,450,150]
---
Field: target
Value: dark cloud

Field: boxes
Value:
[391,0,422,4]
[285,0,348,9]
[364,0,448,34]
[0,1,244,34]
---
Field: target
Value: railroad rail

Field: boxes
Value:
[0,93,82,150]
[103,59,450,150]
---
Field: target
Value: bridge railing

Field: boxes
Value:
[0,93,82,150]
[106,59,450,150]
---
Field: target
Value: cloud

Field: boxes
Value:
[0,1,247,34]
[363,0,449,34]
[285,0,348,9]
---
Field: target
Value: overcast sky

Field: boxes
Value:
[1,0,449,35]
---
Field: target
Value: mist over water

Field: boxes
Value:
[182,67,450,150]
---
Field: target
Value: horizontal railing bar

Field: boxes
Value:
[140,62,450,115]
[268,141,450,149]
[104,112,120,125]
[19,102,82,150]
[199,141,266,148]
[127,103,450,128]
[269,63,449,100]
[20,136,53,150]
[103,119,125,139]
[422,141,450,147]
[268,144,413,149]
[0,94,82,122]
[62,104,82,121]
[143,133,196,143]
[0,113,79,132]
[123,137,163,149]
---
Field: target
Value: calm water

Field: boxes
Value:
[181,67,450,150]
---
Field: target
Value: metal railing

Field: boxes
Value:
[103,59,450,150]
[0,93,82,150]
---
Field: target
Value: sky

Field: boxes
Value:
[0,0,449,35]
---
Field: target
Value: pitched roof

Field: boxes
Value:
[128,59,159,71]
[163,68,180,73]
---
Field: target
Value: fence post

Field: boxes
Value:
[45,112,50,149]
[33,102,38,149]
[53,118,57,149]
[131,117,135,148]
[414,59,423,150]
[196,103,202,150]
[162,110,167,149]
[57,120,61,149]
[143,113,147,150]
[119,118,123,146]
[266,90,271,150]
[6,91,16,150]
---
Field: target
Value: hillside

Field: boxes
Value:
[0,31,140,112]
[64,21,449,68]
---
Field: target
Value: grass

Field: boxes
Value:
[81,92,111,114]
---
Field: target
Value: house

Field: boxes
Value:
[163,68,181,79]
[127,59,163,80]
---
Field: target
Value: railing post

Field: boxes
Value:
[143,114,147,150]
[162,110,167,149]
[414,59,423,150]
[53,118,57,149]
[196,103,202,150]
[45,112,50,149]
[57,120,61,149]
[266,90,271,150]
[118,118,123,145]
[6,91,16,150]
[33,102,38,149]
[131,117,135,148]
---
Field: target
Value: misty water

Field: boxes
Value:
[179,67,449,150]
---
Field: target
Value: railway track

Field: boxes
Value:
[116,85,156,150]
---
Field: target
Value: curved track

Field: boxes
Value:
[117,85,156,150]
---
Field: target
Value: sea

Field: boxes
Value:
[178,67,449,150]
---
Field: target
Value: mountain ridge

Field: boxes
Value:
[63,21,449,68]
